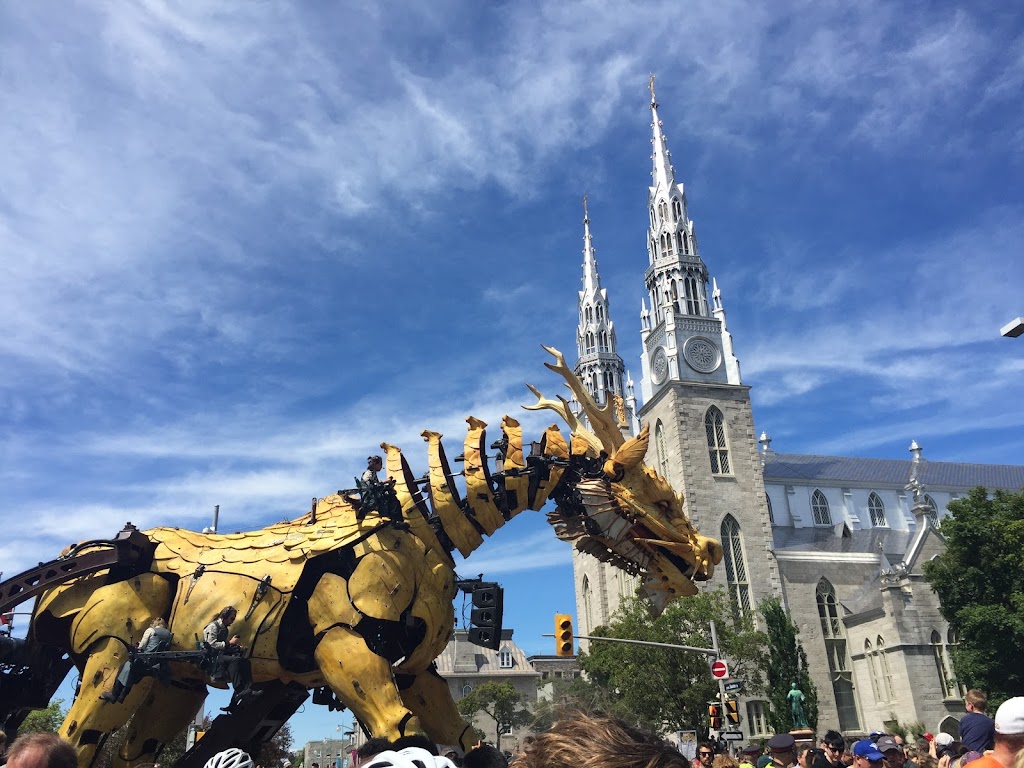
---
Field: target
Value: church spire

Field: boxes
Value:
[638,78,743,403]
[582,194,600,294]
[649,74,675,193]
[573,196,635,433]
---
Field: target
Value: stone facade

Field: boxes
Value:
[568,83,1024,741]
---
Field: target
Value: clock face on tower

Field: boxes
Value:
[651,347,668,384]
[683,336,721,373]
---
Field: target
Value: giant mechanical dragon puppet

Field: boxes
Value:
[1,347,723,768]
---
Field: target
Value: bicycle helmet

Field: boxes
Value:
[204,748,255,768]
[363,749,456,768]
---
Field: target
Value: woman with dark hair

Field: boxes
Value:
[202,606,259,710]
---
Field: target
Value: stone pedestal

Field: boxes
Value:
[790,729,815,748]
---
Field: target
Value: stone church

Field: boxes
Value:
[569,80,1024,740]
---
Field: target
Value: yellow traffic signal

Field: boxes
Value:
[555,613,574,657]
[707,703,722,730]
[725,699,740,725]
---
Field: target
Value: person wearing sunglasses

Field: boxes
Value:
[813,732,845,768]
[698,744,717,768]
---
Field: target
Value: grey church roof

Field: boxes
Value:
[763,453,1024,490]
[772,526,914,560]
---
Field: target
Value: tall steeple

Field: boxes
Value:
[649,74,675,194]
[574,195,636,433]
[639,76,741,404]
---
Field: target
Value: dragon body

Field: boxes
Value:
[27,348,723,767]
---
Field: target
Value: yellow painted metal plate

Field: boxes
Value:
[462,417,506,534]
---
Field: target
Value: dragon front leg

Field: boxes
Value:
[314,624,424,743]
[397,665,476,752]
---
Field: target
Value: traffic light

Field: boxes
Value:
[554,613,574,657]
[707,702,723,730]
[725,699,740,725]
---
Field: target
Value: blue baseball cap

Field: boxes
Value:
[853,742,885,762]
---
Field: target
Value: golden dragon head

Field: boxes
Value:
[525,346,723,616]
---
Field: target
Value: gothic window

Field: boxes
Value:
[666,232,675,256]
[947,628,964,696]
[705,407,731,474]
[746,701,769,737]
[877,636,894,701]
[498,649,513,668]
[816,579,860,730]
[656,421,670,480]
[581,575,593,631]
[650,207,656,228]
[685,276,700,314]
[866,639,882,703]
[811,490,832,526]
[925,494,939,521]
[682,231,690,254]
[868,492,887,527]
[765,493,774,525]
[669,281,680,315]
[596,304,604,321]
[673,198,683,221]
[721,515,751,619]
[462,684,473,696]
[586,332,595,354]
[932,630,955,698]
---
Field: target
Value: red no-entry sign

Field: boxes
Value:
[711,659,729,679]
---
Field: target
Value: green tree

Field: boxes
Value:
[923,487,1024,701]
[528,676,618,732]
[579,590,767,735]
[18,699,65,734]
[255,722,294,767]
[760,597,818,732]
[456,681,531,752]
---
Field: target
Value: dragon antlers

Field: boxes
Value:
[525,346,650,478]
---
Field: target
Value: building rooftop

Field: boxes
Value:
[772,525,914,560]
[764,453,1024,490]
[435,629,540,677]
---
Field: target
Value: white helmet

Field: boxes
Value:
[204,748,255,768]
[364,749,456,768]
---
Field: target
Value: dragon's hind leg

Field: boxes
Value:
[112,680,206,768]
[60,637,139,768]
[398,665,476,752]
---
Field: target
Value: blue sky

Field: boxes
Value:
[3,0,1024,751]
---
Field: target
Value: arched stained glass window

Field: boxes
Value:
[656,421,670,480]
[868,492,887,527]
[816,579,859,731]
[811,490,832,526]
[932,629,955,698]
[705,407,730,475]
[721,515,751,620]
